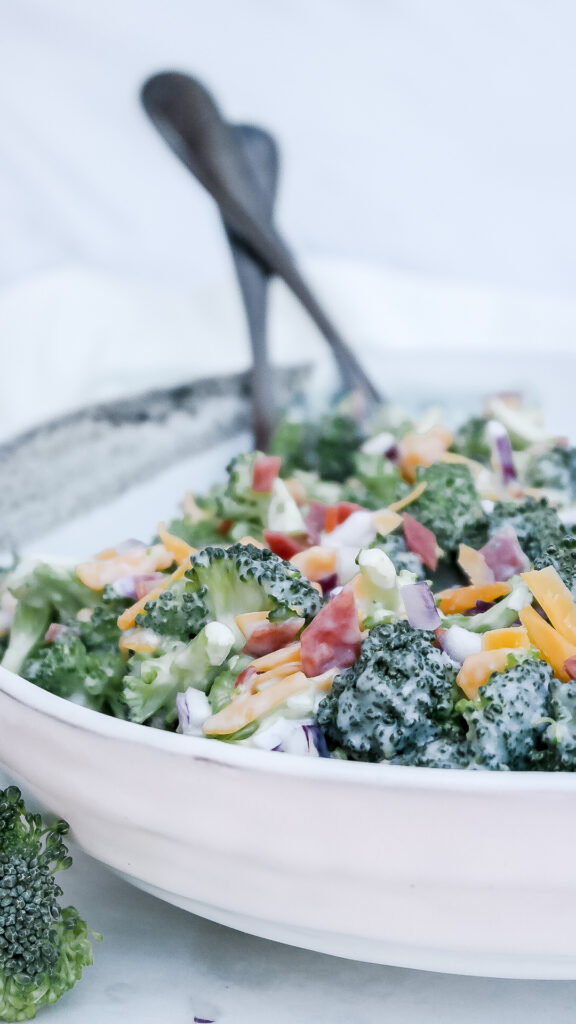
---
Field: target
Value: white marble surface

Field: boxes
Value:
[27,841,576,1023]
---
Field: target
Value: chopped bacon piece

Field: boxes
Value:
[564,656,576,680]
[244,617,305,657]
[300,590,362,677]
[305,500,328,545]
[252,455,282,493]
[45,623,65,643]
[402,512,440,571]
[263,530,307,560]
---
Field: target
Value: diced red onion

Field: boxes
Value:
[480,525,529,581]
[436,624,482,665]
[112,572,165,601]
[134,573,166,600]
[563,656,576,680]
[194,1018,215,1023]
[282,723,330,757]
[464,600,494,616]
[487,420,517,483]
[401,581,441,630]
[111,576,139,599]
[318,572,339,596]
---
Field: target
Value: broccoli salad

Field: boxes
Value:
[4,394,576,771]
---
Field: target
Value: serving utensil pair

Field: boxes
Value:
[141,72,380,450]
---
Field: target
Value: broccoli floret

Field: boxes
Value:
[409,463,488,553]
[489,497,568,563]
[1,564,98,675]
[22,635,127,716]
[450,416,491,463]
[525,445,576,498]
[0,787,96,1022]
[342,452,408,510]
[123,621,235,727]
[316,622,460,763]
[533,539,576,594]
[20,588,130,716]
[214,452,271,535]
[271,414,365,482]
[138,544,322,646]
[459,660,554,770]
[409,736,476,769]
[547,679,576,770]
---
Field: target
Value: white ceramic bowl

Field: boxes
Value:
[2,664,576,980]
[3,261,576,980]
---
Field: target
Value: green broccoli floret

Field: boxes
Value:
[271,414,365,482]
[214,452,271,536]
[20,588,130,716]
[547,679,576,770]
[1,564,98,675]
[459,660,554,770]
[533,538,576,593]
[316,622,461,763]
[409,463,488,553]
[0,787,96,1022]
[450,416,491,464]
[525,445,576,498]
[489,497,568,563]
[138,544,322,647]
[342,452,408,510]
[123,621,235,726]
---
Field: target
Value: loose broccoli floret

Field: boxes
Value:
[21,588,130,716]
[525,445,576,499]
[409,463,488,553]
[0,787,96,1022]
[1,564,98,675]
[342,452,408,510]
[271,414,365,482]
[316,622,461,762]
[459,660,554,770]
[123,621,235,726]
[451,416,491,463]
[138,544,322,647]
[489,497,568,563]
[533,539,576,594]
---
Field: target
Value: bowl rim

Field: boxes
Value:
[2,665,575,796]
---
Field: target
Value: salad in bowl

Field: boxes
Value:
[3,392,576,773]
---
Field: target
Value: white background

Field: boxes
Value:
[1,2,576,1021]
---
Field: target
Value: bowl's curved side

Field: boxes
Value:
[1,674,576,978]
